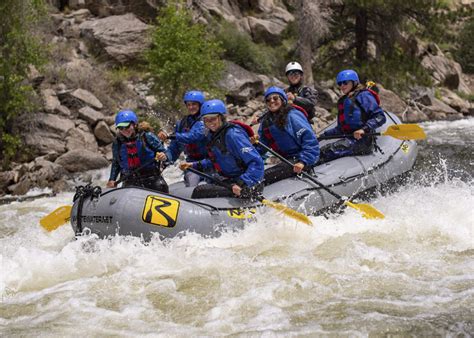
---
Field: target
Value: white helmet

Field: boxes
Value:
[285,61,303,74]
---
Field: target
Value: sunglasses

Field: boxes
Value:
[338,80,351,86]
[117,123,132,130]
[266,95,281,103]
[287,70,302,76]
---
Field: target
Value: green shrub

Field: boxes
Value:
[455,17,474,73]
[145,3,224,114]
[0,0,47,169]
[216,23,273,74]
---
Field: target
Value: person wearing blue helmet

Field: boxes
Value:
[107,110,168,192]
[257,86,319,185]
[180,99,264,199]
[319,69,386,162]
[155,90,208,187]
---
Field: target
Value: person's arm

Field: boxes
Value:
[145,132,166,153]
[175,120,206,144]
[164,139,183,163]
[357,93,386,132]
[255,122,270,156]
[227,129,264,187]
[288,111,320,166]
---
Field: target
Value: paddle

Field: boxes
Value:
[255,141,385,219]
[318,124,426,141]
[186,167,313,225]
[39,159,165,232]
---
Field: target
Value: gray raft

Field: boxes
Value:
[71,112,417,240]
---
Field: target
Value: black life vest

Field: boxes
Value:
[206,120,254,175]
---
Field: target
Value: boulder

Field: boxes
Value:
[71,89,103,110]
[66,124,99,152]
[94,120,115,144]
[78,106,104,126]
[79,14,152,64]
[41,89,61,112]
[247,16,287,45]
[439,88,471,114]
[422,97,463,120]
[378,87,407,115]
[55,150,109,172]
[218,61,264,105]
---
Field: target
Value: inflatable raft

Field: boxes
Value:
[70,112,417,240]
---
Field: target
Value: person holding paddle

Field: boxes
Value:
[107,110,168,192]
[257,86,320,185]
[155,90,208,187]
[319,69,386,162]
[179,99,264,199]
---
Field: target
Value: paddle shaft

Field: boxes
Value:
[256,141,344,200]
[318,132,380,140]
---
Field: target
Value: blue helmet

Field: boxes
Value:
[115,110,138,127]
[183,90,205,105]
[200,99,227,117]
[264,86,288,105]
[336,69,359,86]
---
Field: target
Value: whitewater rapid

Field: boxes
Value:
[0,119,473,335]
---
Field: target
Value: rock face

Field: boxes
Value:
[55,150,109,172]
[218,61,265,105]
[79,13,152,64]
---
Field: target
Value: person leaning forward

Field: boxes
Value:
[107,110,168,192]
[257,86,320,185]
[180,99,264,199]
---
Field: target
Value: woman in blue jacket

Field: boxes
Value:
[107,110,168,192]
[257,86,320,185]
[320,69,386,162]
[180,99,264,199]
[155,90,208,187]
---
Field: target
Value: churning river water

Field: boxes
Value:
[1,119,473,336]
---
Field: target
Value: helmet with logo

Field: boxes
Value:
[183,90,205,105]
[264,86,288,105]
[285,61,303,75]
[200,99,227,117]
[336,69,359,86]
[115,110,138,127]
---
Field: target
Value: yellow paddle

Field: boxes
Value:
[256,141,385,220]
[319,124,426,141]
[40,205,72,232]
[187,168,312,225]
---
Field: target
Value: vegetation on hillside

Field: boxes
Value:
[145,2,224,116]
[0,0,46,169]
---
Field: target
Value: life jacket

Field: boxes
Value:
[260,107,308,156]
[206,120,254,176]
[337,88,380,133]
[117,132,156,174]
[177,115,205,161]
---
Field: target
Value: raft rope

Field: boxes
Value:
[73,184,102,236]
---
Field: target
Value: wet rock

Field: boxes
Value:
[55,150,109,172]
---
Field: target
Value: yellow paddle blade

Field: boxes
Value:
[383,124,426,140]
[40,205,72,232]
[261,199,313,225]
[344,201,385,219]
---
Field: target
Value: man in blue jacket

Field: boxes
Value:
[155,90,208,186]
[257,86,320,185]
[107,110,168,192]
[180,99,264,199]
[319,69,386,162]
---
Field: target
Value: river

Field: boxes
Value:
[1,119,473,336]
